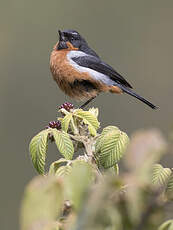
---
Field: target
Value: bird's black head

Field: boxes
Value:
[56,29,100,58]
[57,29,87,50]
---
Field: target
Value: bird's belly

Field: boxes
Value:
[50,50,109,100]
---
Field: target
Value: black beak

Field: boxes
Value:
[58,30,65,41]
[57,30,68,50]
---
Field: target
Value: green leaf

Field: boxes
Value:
[20,176,63,230]
[96,126,129,168]
[167,173,173,191]
[74,109,100,136]
[61,113,73,132]
[52,129,74,160]
[88,107,99,118]
[49,158,69,175]
[95,126,120,153]
[108,164,119,175]
[55,165,72,177]
[114,164,119,175]
[64,161,93,211]
[152,164,172,187]
[158,220,173,230]
[166,173,173,200]
[29,129,50,174]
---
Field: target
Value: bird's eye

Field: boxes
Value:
[70,37,74,41]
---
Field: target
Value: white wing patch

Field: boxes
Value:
[67,51,115,86]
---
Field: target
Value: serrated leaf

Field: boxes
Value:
[75,110,100,129]
[98,129,129,168]
[101,126,120,135]
[20,176,63,230]
[166,173,173,200]
[152,164,172,187]
[74,109,100,136]
[55,165,72,177]
[167,174,173,191]
[49,158,69,175]
[52,129,74,160]
[95,126,120,153]
[83,118,97,136]
[158,220,173,230]
[61,113,73,132]
[88,107,99,118]
[29,129,50,174]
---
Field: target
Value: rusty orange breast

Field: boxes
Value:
[50,46,108,100]
[50,44,115,100]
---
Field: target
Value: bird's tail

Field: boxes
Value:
[118,85,158,109]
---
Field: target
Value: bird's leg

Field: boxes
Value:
[79,96,96,109]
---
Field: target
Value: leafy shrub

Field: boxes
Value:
[20,106,173,230]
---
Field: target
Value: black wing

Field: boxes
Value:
[72,55,133,88]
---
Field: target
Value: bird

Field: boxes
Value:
[50,29,158,109]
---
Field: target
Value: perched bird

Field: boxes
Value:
[50,29,157,109]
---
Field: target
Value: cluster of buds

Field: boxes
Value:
[46,102,74,141]
[59,102,74,112]
[46,120,61,130]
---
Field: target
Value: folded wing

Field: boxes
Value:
[71,55,133,89]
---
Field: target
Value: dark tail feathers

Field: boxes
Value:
[119,85,158,110]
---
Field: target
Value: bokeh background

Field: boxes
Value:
[1,0,173,229]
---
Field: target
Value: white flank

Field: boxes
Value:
[67,51,115,86]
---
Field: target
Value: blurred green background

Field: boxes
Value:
[1,0,173,229]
